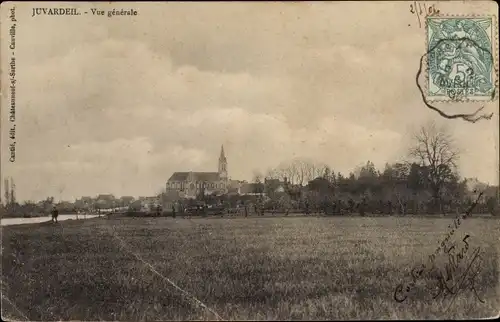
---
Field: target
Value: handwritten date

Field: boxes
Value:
[409,1,440,28]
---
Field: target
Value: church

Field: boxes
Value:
[166,145,229,198]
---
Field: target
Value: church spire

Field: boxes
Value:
[219,145,226,161]
[218,144,228,180]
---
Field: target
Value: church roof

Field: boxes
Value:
[194,172,220,182]
[168,172,220,182]
[168,172,189,181]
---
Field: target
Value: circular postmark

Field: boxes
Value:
[427,18,495,101]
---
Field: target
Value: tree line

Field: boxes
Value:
[254,122,498,216]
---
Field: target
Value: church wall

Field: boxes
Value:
[166,145,229,198]
[166,181,185,190]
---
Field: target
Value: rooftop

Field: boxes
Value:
[168,172,220,182]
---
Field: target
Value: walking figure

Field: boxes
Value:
[172,205,176,219]
[51,206,59,223]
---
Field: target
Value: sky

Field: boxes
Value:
[1,1,498,202]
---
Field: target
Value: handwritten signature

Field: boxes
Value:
[432,245,485,311]
[409,1,440,28]
[393,192,485,304]
[394,234,485,305]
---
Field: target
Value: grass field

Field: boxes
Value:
[2,215,499,320]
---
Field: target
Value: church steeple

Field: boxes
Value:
[218,145,228,180]
[220,145,226,161]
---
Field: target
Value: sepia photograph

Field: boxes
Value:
[1,1,499,320]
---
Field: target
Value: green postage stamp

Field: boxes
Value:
[426,16,497,102]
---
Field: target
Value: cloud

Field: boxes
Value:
[1,2,498,201]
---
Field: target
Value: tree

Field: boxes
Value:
[323,166,331,180]
[359,161,378,179]
[405,162,431,214]
[380,163,410,215]
[302,160,329,183]
[486,195,499,216]
[252,171,265,214]
[356,160,380,197]
[267,158,329,186]
[253,171,265,195]
[407,162,425,192]
[41,197,54,213]
[409,121,459,213]
[308,177,334,196]
[323,166,337,185]
[4,186,9,206]
[252,170,263,185]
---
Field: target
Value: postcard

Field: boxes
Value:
[1,1,499,321]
